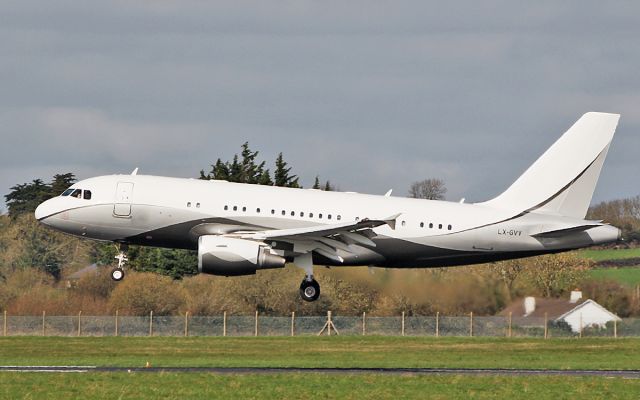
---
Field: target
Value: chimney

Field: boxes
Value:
[524,297,536,316]
[570,289,583,303]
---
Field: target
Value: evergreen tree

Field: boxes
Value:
[312,176,321,189]
[50,173,76,196]
[5,179,52,217]
[323,180,334,191]
[274,153,300,188]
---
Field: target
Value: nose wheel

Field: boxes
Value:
[300,277,320,302]
[111,267,125,281]
[111,244,128,282]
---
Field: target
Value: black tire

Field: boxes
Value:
[111,267,125,281]
[299,279,320,302]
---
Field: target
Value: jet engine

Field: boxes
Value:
[198,235,285,276]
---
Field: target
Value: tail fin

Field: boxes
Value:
[481,112,620,218]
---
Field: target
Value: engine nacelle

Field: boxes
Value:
[198,235,285,276]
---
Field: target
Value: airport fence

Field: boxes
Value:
[1,310,637,338]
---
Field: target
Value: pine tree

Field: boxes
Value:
[50,173,76,196]
[274,153,300,188]
[312,176,321,189]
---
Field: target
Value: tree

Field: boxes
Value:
[525,253,593,298]
[408,178,447,200]
[50,173,76,196]
[312,176,321,189]
[274,153,300,188]
[5,179,51,217]
[490,259,527,301]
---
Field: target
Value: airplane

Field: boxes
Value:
[35,112,622,302]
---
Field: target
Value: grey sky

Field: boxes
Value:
[1,1,638,212]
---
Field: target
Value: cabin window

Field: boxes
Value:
[291,211,295,216]
[61,189,74,196]
[429,223,433,229]
[196,203,200,208]
[256,208,261,213]
[337,215,341,221]
[242,206,246,212]
[224,205,228,210]
[438,224,443,229]
[319,213,323,219]
[187,202,192,208]
[401,220,406,227]
[271,209,275,214]
[448,225,452,230]
[300,212,304,217]
[83,190,92,200]
[420,222,424,228]
[281,210,286,216]
[309,213,314,218]
[328,214,332,220]
[233,206,238,211]
[355,217,360,221]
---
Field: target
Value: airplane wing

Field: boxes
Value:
[230,214,400,263]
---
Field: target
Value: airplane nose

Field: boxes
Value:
[35,200,53,221]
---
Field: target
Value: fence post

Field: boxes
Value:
[77,311,82,337]
[508,312,512,338]
[255,310,259,337]
[3,310,6,336]
[115,310,119,337]
[401,311,405,337]
[544,312,548,339]
[291,312,295,337]
[328,311,332,336]
[614,319,617,339]
[223,311,227,337]
[362,312,366,336]
[436,312,439,338]
[469,312,473,337]
[42,311,46,336]
[149,311,153,337]
[184,311,189,337]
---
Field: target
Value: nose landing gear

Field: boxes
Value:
[111,244,128,281]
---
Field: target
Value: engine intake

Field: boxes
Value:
[198,235,285,276]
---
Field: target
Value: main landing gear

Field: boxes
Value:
[295,253,321,302]
[111,243,128,282]
[300,277,320,302]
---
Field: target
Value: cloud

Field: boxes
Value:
[1,1,639,210]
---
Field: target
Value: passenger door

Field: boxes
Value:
[113,182,134,217]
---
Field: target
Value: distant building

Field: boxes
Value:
[499,290,621,333]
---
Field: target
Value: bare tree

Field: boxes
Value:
[408,178,447,200]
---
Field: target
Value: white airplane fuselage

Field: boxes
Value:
[34,112,623,300]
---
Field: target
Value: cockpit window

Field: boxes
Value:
[70,189,82,198]
[61,189,74,196]
[83,190,92,200]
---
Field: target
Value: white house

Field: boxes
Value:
[499,290,621,333]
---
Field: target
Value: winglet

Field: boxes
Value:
[383,213,401,230]
[131,168,139,176]
[384,189,393,197]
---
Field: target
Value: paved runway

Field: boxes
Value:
[1,366,639,377]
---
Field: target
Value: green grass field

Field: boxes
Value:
[589,267,640,285]
[1,337,640,399]
[578,247,640,262]
[1,337,639,399]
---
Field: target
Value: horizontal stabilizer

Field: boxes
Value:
[531,224,600,238]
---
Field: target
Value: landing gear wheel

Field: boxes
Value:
[300,279,320,302]
[111,267,125,281]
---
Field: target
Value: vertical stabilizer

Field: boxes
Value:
[481,112,619,218]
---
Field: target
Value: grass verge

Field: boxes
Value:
[1,372,639,400]
[1,336,639,370]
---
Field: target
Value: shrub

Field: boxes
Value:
[108,272,185,315]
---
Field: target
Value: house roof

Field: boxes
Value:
[498,297,588,319]
[556,299,621,321]
[66,263,98,280]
